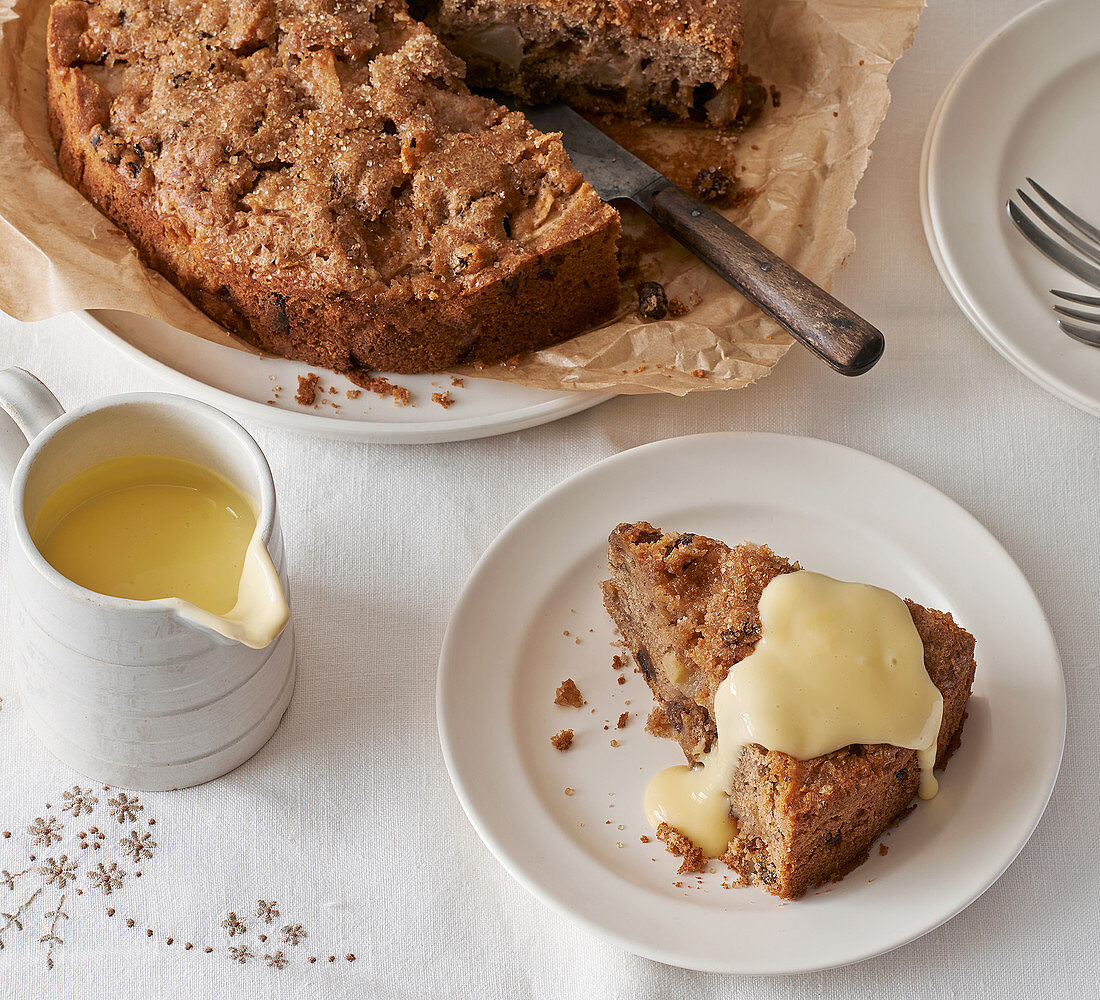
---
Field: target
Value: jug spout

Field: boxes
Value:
[174,535,289,649]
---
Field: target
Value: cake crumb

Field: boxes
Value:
[879,844,888,856]
[656,822,707,874]
[612,654,624,670]
[327,386,337,395]
[617,675,626,685]
[295,373,321,406]
[693,167,733,203]
[609,739,620,747]
[554,678,584,707]
[691,369,707,378]
[668,296,690,318]
[637,281,668,320]
[450,377,464,388]
[550,729,574,752]
[347,369,412,406]
[640,835,650,844]
[617,712,629,729]
[431,391,454,409]
[564,787,574,796]
[346,389,361,400]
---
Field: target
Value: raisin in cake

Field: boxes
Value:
[421,0,749,126]
[47,0,621,375]
[600,522,977,900]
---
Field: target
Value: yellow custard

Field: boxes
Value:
[645,570,943,857]
[31,455,257,615]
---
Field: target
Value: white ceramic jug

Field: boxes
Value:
[0,368,295,790]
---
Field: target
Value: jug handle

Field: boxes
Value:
[0,368,65,486]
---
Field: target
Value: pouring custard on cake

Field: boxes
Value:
[601,523,976,899]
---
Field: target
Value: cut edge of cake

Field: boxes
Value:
[422,0,755,127]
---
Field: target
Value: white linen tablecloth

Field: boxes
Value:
[1,1,1097,996]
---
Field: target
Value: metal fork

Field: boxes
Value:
[1006,178,1100,348]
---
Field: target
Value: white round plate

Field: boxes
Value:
[438,433,1064,973]
[921,0,1100,417]
[78,309,610,443]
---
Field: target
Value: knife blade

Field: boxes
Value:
[522,103,885,377]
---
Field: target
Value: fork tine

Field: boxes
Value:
[1052,303,1100,325]
[1016,189,1100,268]
[1027,178,1100,248]
[1007,199,1100,290]
[1057,320,1100,348]
[1050,288,1100,306]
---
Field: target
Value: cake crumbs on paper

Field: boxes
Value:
[431,391,454,409]
[667,297,689,318]
[550,729,574,752]
[617,712,629,729]
[346,389,361,400]
[691,369,707,379]
[656,822,707,874]
[611,654,624,670]
[554,678,585,708]
[450,376,464,388]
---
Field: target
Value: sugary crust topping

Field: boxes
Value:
[49,0,616,300]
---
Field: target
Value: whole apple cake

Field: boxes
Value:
[46,0,622,374]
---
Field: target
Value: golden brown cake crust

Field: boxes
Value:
[46,0,621,375]
[601,522,978,900]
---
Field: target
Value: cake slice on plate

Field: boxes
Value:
[600,521,977,899]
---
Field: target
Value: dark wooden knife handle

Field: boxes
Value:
[637,180,884,376]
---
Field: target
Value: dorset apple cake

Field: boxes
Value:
[46,0,622,374]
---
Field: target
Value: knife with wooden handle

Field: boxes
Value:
[521,103,885,376]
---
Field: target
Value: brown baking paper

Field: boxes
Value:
[0,0,924,395]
